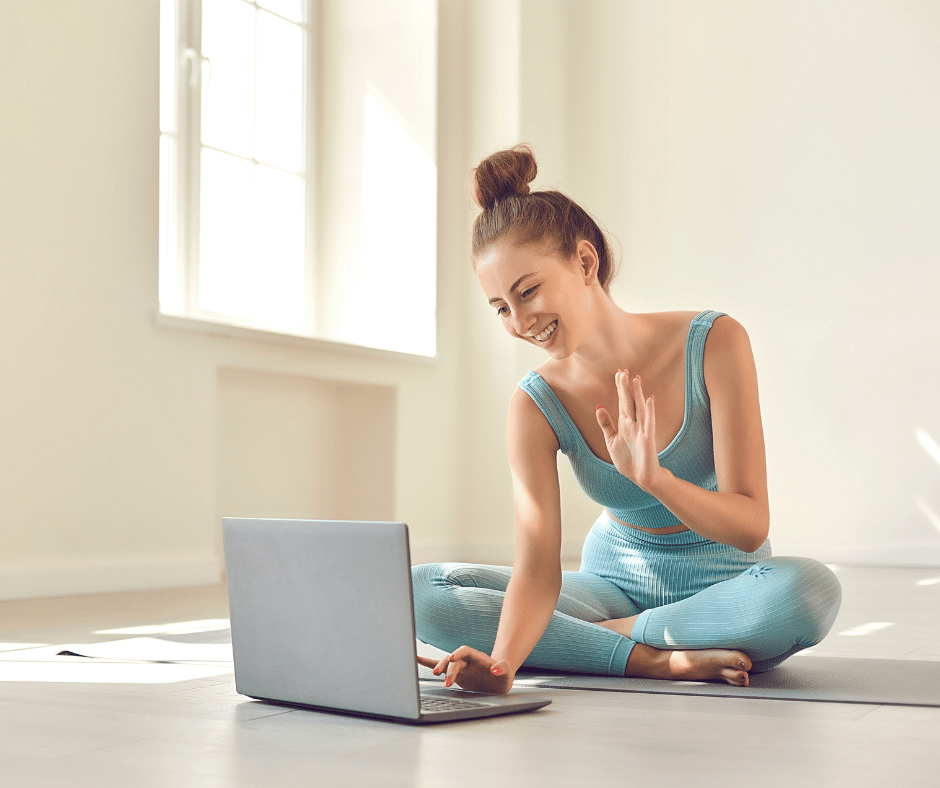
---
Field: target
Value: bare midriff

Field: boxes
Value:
[605,509,691,535]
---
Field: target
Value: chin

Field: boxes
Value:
[542,342,572,360]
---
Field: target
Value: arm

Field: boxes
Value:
[597,316,770,553]
[428,387,563,693]
[489,387,565,674]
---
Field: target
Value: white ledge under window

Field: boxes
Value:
[155,311,437,364]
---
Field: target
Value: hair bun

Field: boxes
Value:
[472,144,538,210]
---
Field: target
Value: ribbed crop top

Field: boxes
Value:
[517,310,727,530]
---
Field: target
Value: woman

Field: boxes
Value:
[413,145,841,693]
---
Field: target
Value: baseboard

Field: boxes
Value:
[769,540,940,567]
[0,554,223,601]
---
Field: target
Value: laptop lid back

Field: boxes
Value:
[223,518,421,720]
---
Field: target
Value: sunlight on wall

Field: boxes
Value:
[916,428,940,468]
[914,496,940,537]
[346,87,436,355]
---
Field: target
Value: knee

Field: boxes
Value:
[410,563,503,650]
[411,562,482,596]
[410,564,449,644]
[410,562,438,598]
[410,562,488,620]
[761,556,842,645]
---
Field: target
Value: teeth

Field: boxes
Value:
[535,321,557,342]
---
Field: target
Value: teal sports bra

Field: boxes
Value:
[517,310,726,529]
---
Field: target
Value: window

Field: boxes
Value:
[160,0,437,356]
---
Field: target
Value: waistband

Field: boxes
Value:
[604,502,689,531]
[595,510,716,549]
[592,510,772,557]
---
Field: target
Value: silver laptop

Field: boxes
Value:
[222,518,551,723]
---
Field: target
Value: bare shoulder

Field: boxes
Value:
[702,314,759,395]
[506,386,563,541]
[507,386,560,460]
[704,314,753,359]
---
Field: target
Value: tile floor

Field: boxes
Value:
[1,564,939,788]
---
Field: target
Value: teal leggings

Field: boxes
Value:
[412,513,842,676]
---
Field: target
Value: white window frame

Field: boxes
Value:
[159,0,439,359]
[160,0,318,338]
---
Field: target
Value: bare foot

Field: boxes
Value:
[625,643,752,686]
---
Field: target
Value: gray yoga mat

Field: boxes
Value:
[519,657,940,707]
[420,654,940,707]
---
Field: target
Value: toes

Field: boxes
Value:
[721,667,749,686]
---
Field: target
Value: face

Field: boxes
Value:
[475,238,599,358]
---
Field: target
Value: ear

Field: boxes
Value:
[576,239,600,284]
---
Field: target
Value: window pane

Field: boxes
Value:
[257,0,305,24]
[201,0,255,158]
[199,148,255,317]
[256,11,304,173]
[254,165,306,326]
[199,149,306,326]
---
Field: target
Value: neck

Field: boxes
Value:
[562,293,648,381]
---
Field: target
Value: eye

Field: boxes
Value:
[521,285,538,298]
[495,305,508,317]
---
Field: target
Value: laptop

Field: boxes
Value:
[222,518,551,723]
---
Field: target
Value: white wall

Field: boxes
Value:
[453,0,940,565]
[1,1,938,601]
[0,0,468,599]
[561,0,940,563]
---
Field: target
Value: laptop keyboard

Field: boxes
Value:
[420,695,488,713]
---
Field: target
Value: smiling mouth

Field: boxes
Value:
[534,320,557,342]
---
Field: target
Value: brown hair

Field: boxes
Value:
[470,145,617,291]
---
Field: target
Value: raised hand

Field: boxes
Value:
[417,646,514,694]
[595,370,662,490]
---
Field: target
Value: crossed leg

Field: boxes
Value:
[412,556,841,686]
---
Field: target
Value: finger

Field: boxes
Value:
[645,395,655,435]
[617,370,636,422]
[431,653,452,676]
[632,376,646,426]
[444,656,467,687]
[490,659,511,677]
[595,405,616,440]
[416,655,439,669]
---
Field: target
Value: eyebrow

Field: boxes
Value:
[488,273,536,305]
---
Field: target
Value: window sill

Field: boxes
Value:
[154,312,437,364]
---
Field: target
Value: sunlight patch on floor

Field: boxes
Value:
[95,619,230,636]
[837,622,895,637]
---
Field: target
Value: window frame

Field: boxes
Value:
[161,0,319,338]
[159,0,439,359]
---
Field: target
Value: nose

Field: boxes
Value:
[510,305,536,337]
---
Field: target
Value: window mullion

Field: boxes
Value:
[304,0,317,336]
[183,0,203,318]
